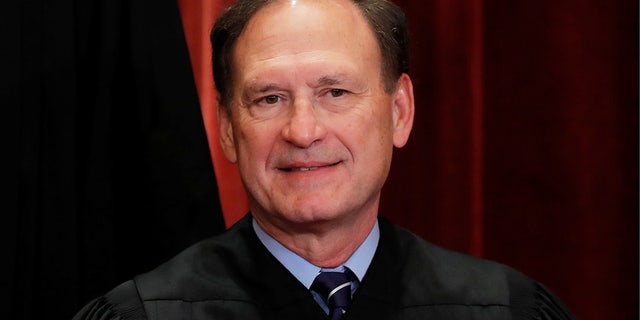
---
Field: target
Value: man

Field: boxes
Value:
[74,0,575,319]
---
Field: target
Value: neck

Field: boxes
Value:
[253,210,378,268]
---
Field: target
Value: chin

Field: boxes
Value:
[276,203,346,224]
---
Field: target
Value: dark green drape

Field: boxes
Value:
[4,0,225,318]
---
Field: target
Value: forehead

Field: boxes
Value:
[232,0,381,81]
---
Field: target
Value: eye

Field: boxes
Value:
[329,89,345,97]
[262,95,280,104]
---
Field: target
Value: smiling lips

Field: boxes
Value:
[290,167,319,172]
[279,161,341,172]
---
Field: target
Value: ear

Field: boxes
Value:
[391,73,415,148]
[216,101,238,163]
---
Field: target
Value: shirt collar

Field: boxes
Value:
[252,217,380,289]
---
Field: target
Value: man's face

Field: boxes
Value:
[218,0,413,231]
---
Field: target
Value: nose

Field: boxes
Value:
[281,97,327,148]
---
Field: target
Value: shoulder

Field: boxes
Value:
[377,217,576,319]
[72,281,146,320]
[133,215,261,301]
[73,215,263,319]
[379,218,517,304]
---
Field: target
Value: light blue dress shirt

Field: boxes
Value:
[252,218,380,313]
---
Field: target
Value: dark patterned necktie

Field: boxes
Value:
[311,270,354,320]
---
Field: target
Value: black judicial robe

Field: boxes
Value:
[73,215,576,320]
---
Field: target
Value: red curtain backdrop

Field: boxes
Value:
[179,0,248,225]
[178,1,638,319]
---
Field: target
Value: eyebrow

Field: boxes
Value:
[243,73,353,95]
[246,83,282,94]
[316,74,352,87]
[317,75,341,86]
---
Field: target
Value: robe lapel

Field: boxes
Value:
[342,217,404,320]
[238,216,329,320]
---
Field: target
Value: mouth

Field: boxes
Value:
[278,161,341,172]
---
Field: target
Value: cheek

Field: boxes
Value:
[331,109,393,159]
[235,119,280,166]
[358,105,394,143]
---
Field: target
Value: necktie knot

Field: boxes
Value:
[311,270,356,319]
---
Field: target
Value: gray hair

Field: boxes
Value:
[210,0,410,111]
